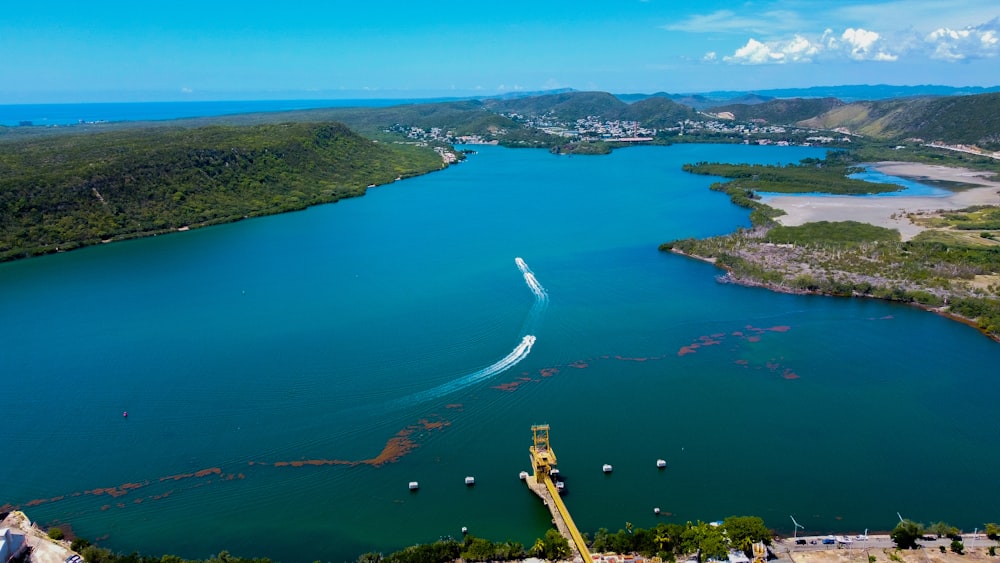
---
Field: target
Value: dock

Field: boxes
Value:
[526,425,592,563]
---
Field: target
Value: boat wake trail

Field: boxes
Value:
[388,258,547,408]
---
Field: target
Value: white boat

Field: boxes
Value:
[464,476,475,486]
[602,464,613,473]
[555,481,565,494]
[519,471,529,480]
[408,481,419,490]
[656,459,667,468]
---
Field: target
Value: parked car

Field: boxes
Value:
[822,538,836,545]
[796,539,807,545]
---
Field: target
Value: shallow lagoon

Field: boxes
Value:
[3,144,999,562]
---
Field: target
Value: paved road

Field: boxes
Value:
[772,534,995,555]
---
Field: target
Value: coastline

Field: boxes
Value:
[759,161,1000,241]
[669,246,1000,344]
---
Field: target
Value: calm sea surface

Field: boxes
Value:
[3,144,999,562]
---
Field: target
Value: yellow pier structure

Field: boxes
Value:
[526,424,593,563]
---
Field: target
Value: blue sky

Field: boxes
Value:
[2,0,998,103]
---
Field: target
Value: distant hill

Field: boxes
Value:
[483,91,631,121]
[707,98,845,124]
[800,92,1000,148]
[0,122,444,260]
[617,92,773,110]
[618,84,1000,106]
[619,96,700,126]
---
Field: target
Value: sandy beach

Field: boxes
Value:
[759,162,1000,240]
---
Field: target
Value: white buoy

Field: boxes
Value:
[654,507,661,515]
[465,476,475,486]
[408,481,419,490]
[656,459,667,468]
[602,464,613,473]
[519,471,529,480]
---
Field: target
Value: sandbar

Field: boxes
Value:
[759,161,1000,240]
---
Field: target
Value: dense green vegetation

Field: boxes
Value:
[0,121,444,261]
[682,157,899,195]
[665,149,1000,340]
[800,92,1000,149]
[765,221,901,245]
[355,516,769,563]
[709,97,845,124]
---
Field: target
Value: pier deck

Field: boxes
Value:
[524,474,592,563]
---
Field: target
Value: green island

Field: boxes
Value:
[662,149,1000,341]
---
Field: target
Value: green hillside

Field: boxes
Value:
[483,91,630,120]
[801,92,1000,149]
[0,121,444,261]
[708,97,845,124]
[621,96,700,127]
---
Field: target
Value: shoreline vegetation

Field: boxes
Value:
[662,156,1000,342]
[8,508,1000,563]
[0,121,453,262]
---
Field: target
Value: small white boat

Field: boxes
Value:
[603,464,613,473]
[654,507,661,515]
[657,459,667,468]
[519,471,529,480]
[465,476,475,486]
[555,481,565,494]
[550,468,560,477]
[408,481,419,490]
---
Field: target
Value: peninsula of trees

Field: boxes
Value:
[0,122,447,261]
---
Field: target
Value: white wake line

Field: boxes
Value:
[389,257,546,408]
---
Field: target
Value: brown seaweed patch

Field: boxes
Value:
[734,359,749,366]
[85,482,146,498]
[115,503,125,509]
[782,370,800,380]
[100,505,110,511]
[269,415,451,469]
[568,360,589,369]
[133,498,143,504]
[677,346,698,357]
[746,335,761,342]
[160,468,221,482]
[445,403,463,410]
[150,491,173,500]
[492,381,524,392]
[615,355,649,362]
[539,367,559,377]
[767,325,791,332]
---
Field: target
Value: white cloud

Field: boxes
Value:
[925,18,1000,61]
[841,28,897,61]
[702,51,717,62]
[180,87,193,94]
[718,26,897,65]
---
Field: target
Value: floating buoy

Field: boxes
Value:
[602,464,613,473]
[408,481,419,490]
[465,476,475,486]
[656,459,667,469]
[519,471,529,480]
[123,411,128,418]
[654,507,661,515]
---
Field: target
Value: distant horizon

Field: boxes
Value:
[3,1,997,105]
[3,82,1000,106]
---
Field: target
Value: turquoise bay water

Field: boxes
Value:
[3,145,999,562]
